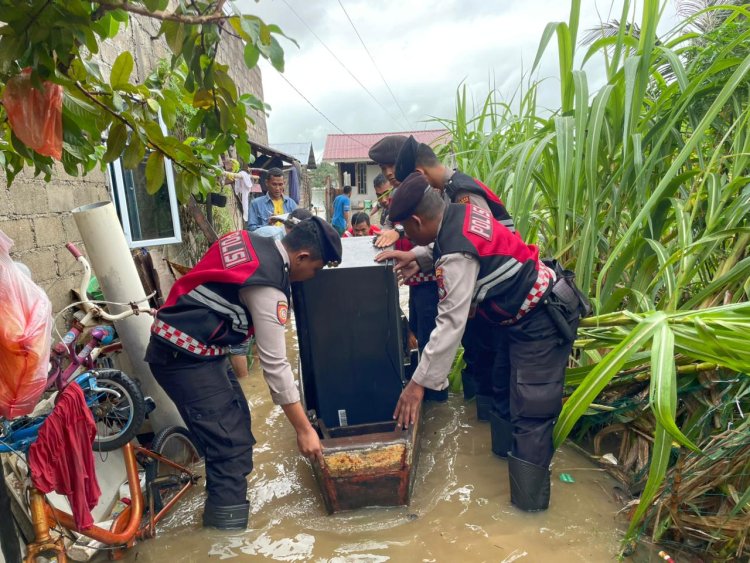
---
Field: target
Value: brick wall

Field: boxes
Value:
[0,14,268,317]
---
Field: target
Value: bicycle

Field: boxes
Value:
[0,243,203,561]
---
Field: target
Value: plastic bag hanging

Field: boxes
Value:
[2,68,63,160]
[0,230,53,418]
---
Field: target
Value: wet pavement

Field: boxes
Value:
[121,308,627,562]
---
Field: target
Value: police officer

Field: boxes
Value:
[145,217,342,529]
[368,136,446,401]
[381,173,584,512]
[390,136,516,419]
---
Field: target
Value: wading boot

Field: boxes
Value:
[475,394,493,422]
[461,369,477,400]
[507,454,551,512]
[202,500,250,530]
[489,411,512,458]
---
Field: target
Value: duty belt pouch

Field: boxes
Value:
[543,259,593,318]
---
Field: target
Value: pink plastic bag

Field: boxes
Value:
[0,230,52,418]
[2,68,63,160]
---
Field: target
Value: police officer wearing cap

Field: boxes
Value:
[145,217,342,530]
[368,136,446,401]
[381,136,517,420]
[384,173,586,512]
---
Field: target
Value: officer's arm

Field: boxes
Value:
[411,252,480,390]
[411,244,435,274]
[239,285,323,462]
[238,285,300,404]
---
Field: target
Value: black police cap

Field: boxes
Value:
[388,172,431,222]
[368,135,408,165]
[395,135,419,182]
[309,216,343,267]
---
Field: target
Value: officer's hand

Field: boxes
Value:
[376,250,420,283]
[374,229,400,248]
[393,380,424,429]
[297,427,325,466]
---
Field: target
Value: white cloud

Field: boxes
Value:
[234,0,679,159]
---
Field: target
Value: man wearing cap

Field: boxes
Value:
[145,217,342,530]
[368,136,446,401]
[389,136,518,419]
[384,172,585,512]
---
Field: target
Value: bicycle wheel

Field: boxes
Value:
[149,426,202,513]
[89,370,146,452]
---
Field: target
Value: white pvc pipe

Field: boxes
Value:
[72,201,183,431]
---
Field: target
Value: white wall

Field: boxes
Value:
[350,164,384,209]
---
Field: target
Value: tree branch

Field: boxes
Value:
[90,1,228,24]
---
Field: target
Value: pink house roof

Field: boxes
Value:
[322,129,451,162]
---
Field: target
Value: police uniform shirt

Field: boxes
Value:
[411,248,480,391]
[237,240,300,405]
[411,169,491,273]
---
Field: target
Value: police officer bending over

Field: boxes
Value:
[145,217,342,529]
[379,173,584,512]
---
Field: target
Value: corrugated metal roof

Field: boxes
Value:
[322,129,451,162]
[271,142,316,167]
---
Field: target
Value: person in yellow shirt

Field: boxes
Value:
[247,168,298,230]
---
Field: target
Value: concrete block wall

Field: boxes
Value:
[0,166,110,318]
[0,12,268,319]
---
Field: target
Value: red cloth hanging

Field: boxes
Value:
[28,383,101,530]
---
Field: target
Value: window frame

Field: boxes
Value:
[356,162,367,195]
[106,118,182,248]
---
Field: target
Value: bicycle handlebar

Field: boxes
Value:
[65,243,155,322]
[65,242,83,259]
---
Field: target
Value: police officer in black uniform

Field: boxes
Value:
[145,217,342,529]
[389,136,516,421]
[381,173,585,511]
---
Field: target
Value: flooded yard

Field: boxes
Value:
[120,308,627,562]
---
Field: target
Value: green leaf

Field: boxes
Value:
[145,151,166,194]
[110,51,134,89]
[243,43,260,69]
[553,313,666,448]
[103,122,128,163]
[267,36,285,72]
[122,135,145,169]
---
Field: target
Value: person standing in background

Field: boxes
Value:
[247,168,297,231]
[331,185,352,236]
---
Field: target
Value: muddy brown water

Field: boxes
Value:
[121,308,628,562]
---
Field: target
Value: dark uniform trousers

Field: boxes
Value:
[462,313,496,395]
[491,301,579,468]
[408,281,439,352]
[147,343,255,508]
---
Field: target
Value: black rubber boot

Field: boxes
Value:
[461,370,477,400]
[475,394,492,421]
[424,388,449,402]
[490,411,512,458]
[508,453,551,512]
[202,500,250,530]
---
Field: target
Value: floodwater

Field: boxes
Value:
[121,306,628,562]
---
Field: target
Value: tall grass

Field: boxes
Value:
[438,0,750,556]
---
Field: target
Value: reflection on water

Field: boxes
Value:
[121,304,627,562]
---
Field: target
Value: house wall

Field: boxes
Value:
[337,163,382,210]
[0,14,267,318]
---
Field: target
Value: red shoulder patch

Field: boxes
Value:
[219,231,251,269]
[277,301,288,325]
[467,206,493,241]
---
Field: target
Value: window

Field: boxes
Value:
[106,120,182,248]
[356,163,367,195]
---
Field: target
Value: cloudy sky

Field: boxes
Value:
[235,0,679,159]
